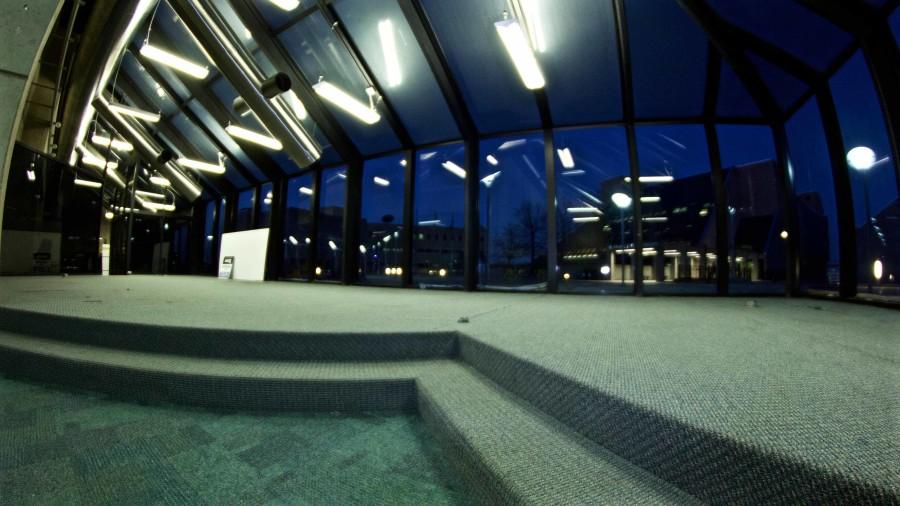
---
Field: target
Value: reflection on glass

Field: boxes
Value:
[282,173,314,279]
[788,98,840,291]
[202,199,217,271]
[317,166,347,281]
[554,128,632,294]
[359,155,405,286]
[258,182,274,228]
[479,134,547,289]
[717,125,784,294]
[236,188,256,231]
[831,52,899,298]
[414,143,465,287]
[636,125,715,294]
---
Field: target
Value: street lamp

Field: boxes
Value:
[611,192,632,285]
[847,146,876,293]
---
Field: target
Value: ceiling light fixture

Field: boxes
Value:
[268,0,299,11]
[441,160,467,179]
[136,190,166,199]
[141,201,176,212]
[226,124,283,150]
[378,19,402,87]
[640,196,661,203]
[139,43,209,80]
[299,186,313,195]
[74,178,103,189]
[494,17,545,90]
[486,154,499,166]
[313,80,381,125]
[91,135,133,152]
[177,154,226,174]
[149,176,171,187]
[373,176,390,187]
[109,103,161,123]
[557,147,574,169]
[573,216,600,223]
[517,0,546,53]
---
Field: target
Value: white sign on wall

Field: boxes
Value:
[218,228,269,281]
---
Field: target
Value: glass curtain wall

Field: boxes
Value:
[316,166,347,281]
[716,125,785,294]
[786,98,842,291]
[282,173,315,280]
[235,188,255,231]
[202,199,217,272]
[830,51,899,298]
[258,182,274,229]
[413,143,466,288]
[636,125,716,294]
[554,127,632,294]
[479,134,547,290]
[359,154,406,286]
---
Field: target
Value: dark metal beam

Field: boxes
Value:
[170,0,318,169]
[342,160,363,284]
[773,123,799,296]
[704,45,722,119]
[231,0,362,164]
[401,150,414,287]
[315,0,414,149]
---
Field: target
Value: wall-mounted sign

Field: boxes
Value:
[218,256,235,279]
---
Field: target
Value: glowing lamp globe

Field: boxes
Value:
[847,146,876,171]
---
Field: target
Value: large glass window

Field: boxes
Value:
[831,51,900,298]
[636,125,715,294]
[235,188,256,231]
[413,143,466,288]
[787,97,841,291]
[258,182,274,228]
[717,125,784,294]
[282,173,315,280]
[317,166,347,281]
[479,133,547,290]
[359,154,406,286]
[554,127,631,294]
[202,199,217,271]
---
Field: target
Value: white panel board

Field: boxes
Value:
[218,228,269,281]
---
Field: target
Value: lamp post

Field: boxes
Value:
[611,192,632,285]
[847,146,876,293]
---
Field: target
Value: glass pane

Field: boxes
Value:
[717,125,785,294]
[359,153,406,286]
[413,143,466,288]
[636,125,715,294]
[317,166,347,281]
[419,0,541,133]
[830,51,900,298]
[282,172,315,279]
[479,133,547,290]
[236,188,256,230]
[279,12,402,155]
[258,182,274,228]
[787,97,841,291]
[627,0,707,118]
[717,61,761,118]
[203,199,217,271]
[554,127,631,294]
[891,8,900,49]
[332,0,459,144]
[706,0,852,71]
[748,53,809,111]
[539,0,622,124]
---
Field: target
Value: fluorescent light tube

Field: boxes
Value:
[643,216,668,223]
[178,157,226,174]
[299,186,313,195]
[226,125,283,150]
[288,235,299,246]
[328,240,338,250]
[26,170,36,182]
[139,44,209,80]
[142,201,176,212]
[378,19,402,87]
[498,139,526,151]
[373,176,390,187]
[418,219,442,226]
[519,0,546,53]
[441,161,466,179]
[419,151,436,161]
[572,216,600,223]
[150,176,171,187]
[486,154,499,166]
[639,175,674,183]
[560,170,585,176]
[286,91,308,120]
[640,196,661,203]
[481,170,501,188]
[268,0,299,11]
[557,148,574,169]
[91,135,133,152]
[74,178,102,188]
[136,190,165,199]
[567,206,601,214]
[494,19,545,90]
[82,153,119,171]
[312,80,380,125]
[109,103,160,123]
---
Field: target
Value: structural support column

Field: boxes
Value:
[625,124,643,295]
[705,123,730,295]
[265,177,286,281]
[402,151,415,288]
[342,160,362,284]
[307,168,322,282]
[464,140,480,291]
[773,123,798,296]
[817,88,857,298]
[544,129,558,293]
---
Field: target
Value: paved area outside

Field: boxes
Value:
[0,275,898,490]
[0,374,468,505]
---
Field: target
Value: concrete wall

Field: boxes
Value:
[0,0,64,269]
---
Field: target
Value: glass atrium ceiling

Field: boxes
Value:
[100,0,883,200]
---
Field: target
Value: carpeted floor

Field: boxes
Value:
[0,376,469,505]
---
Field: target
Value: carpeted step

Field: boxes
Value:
[0,307,457,361]
[0,331,698,505]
